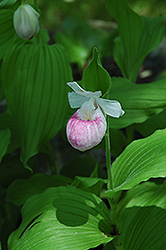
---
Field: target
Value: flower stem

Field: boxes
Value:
[105,115,113,190]
[34,0,38,8]
[105,94,123,249]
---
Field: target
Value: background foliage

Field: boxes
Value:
[0,0,166,250]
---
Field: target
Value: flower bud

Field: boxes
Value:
[13,4,40,40]
[66,107,106,151]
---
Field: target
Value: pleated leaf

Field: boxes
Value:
[82,47,111,96]
[71,176,106,196]
[0,113,20,154]
[8,186,113,250]
[0,0,17,7]
[117,182,166,250]
[6,174,72,206]
[135,110,166,137]
[0,9,15,59]
[107,0,164,82]
[0,155,31,189]
[109,77,166,129]
[0,129,10,163]
[1,44,72,166]
[117,182,166,218]
[107,129,166,195]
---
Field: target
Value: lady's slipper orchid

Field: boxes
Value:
[66,81,124,151]
[13,4,40,40]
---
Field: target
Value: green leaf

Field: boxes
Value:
[82,47,111,96]
[0,0,17,7]
[71,176,106,196]
[0,113,20,153]
[31,29,50,45]
[60,155,107,179]
[106,129,166,195]
[0,201,21,250]
[0,129,10,163]
[117,181,166,219]
[118,206,166,250]
[135,110,166,137]
[110,128,127,157]
[8,187,113,250]
[107,0,164,82]
[1,44,73,166]
[6,174,72,206]
[0,9,15,59]
[0,156,31,189]
[103,241,116,250]
[116,182,166,250]
[109,77,166,129]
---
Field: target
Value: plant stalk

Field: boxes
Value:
[34,0,37,8]
[105,115,113,190]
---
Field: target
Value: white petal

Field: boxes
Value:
[77,97,95,120]
[97,98,125,118]
[67,81,102,98]
[68,92,89,108]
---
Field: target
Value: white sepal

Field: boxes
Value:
[67,81,85,93]
[67,81,102,98]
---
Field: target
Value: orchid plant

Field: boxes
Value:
[0,0,166,250]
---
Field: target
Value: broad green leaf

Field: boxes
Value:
[0,201,21,250]
[0,113,20,153]
[0,9,15,59]
[135,110,166,137]
[109,77,166,129]
[1,44,73,167]
[39,141,57,173]
[110,128,126,157]
[106,129,166,195]
[0,129,10,163]
[27,29,50,45]
[117,181,166,219]
[103,241,116,250]
[116,182,166,250]
[0,0,17,7]
[0,156,31,189]
[60,155,107,179]
[107,0,164,82]
[6,174,72,206]
[82,47,111,96]
[8,187,113,250]
[0,60,4,102]
[71,176,106,196]
[118,206,166,250]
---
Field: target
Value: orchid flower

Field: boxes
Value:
[66,81,124,151]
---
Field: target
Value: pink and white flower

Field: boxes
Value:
[66,81,124,151]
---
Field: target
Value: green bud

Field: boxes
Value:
[13,4,40,40]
